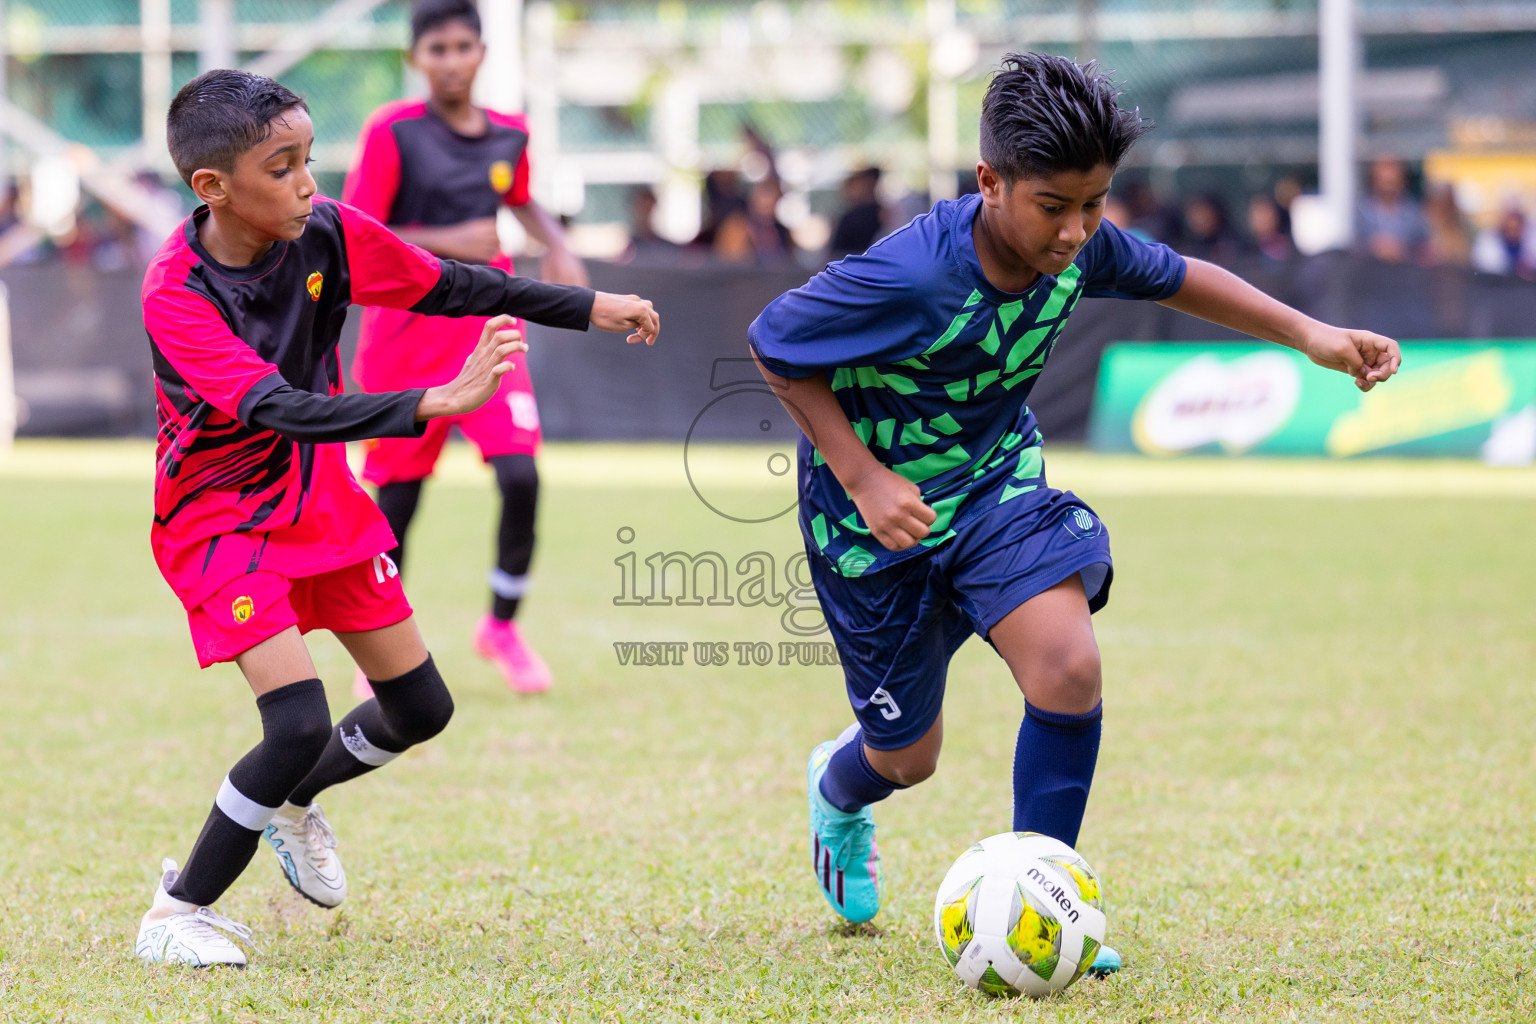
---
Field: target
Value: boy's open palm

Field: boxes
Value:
[849,465,937,552]
[418,315,526,420]
[1302,327,1402,392]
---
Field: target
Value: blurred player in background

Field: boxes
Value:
[344,0,586,696]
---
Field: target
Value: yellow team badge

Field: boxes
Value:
[489,160,513,194]
[231,595,255,624]
[306,271,323,301]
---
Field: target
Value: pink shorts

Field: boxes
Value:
[360,365,542,487]
[187,554,413,668]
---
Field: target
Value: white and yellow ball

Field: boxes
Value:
[933,831,1106,998]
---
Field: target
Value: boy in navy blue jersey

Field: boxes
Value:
[750,54,1400,966]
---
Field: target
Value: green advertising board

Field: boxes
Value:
[1089,342,1536,459]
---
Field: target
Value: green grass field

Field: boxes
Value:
[3,441,1534,1023]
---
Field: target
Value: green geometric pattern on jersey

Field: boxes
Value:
[810,265,1083,576]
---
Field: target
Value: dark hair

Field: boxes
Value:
[412,0,481,45]
[980,53,1150,184]
[166,70,307,186]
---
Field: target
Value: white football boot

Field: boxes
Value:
[264,802,347,908]
[134,859,253,967]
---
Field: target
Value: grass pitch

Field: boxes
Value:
[2,441,1534,1023]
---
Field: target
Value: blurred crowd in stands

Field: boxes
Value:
[0,170,184,271]
[1099,156,1535,278]
[626,143,1536,280]
[4,154,1535,280]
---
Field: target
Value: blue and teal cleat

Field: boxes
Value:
[1089,944,1123,976]
[806,740,883,924]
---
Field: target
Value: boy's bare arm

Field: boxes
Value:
[1159,258,1402,391]
[752,352,936,551]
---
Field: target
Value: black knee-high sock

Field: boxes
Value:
[285,656,454,807]
[375,479,425,574]
[488,454,538,621]
[168,680,331,907]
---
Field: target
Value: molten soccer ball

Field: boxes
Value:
[933,831,1107,998]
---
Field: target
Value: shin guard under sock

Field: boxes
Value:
[168,680,331,906]
[818,728,906,812]
[1012,701,1103,847]
[285,656,454,807]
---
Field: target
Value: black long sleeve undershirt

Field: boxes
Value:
[410,258,595,329]
[247,384,427,445]
[243,262,590,444]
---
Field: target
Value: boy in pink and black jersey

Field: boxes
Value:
[343,0,585,696]
[134,68,658,968]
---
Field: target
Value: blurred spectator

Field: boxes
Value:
[1355,157,1429,264]
[1119,179,1176,242]
[1177,192,1241,263]
[713,176,796,267]
[1472,202,1536,279]
[691,168,746,252]
[1422,183,1472,267]
[1102,193,1149,240]
[620,185,680,262]
[1272,175,1302,238]
[1247,194,1294,262]
[828,166,885,260]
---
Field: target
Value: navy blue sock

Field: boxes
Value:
[1012,702,1102,847]
[818,731,905,812]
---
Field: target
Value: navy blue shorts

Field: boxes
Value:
[808,487,1112,751]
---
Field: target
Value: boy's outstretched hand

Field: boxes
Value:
[591,292,660,346]
[416,315,526,421]
[1300,325,1402,392]
[848,464,937,552]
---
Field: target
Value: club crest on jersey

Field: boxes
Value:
[306,271,323,301]
[489,160,513,194]
[231,595,254,624]
[1062,507,1103,540]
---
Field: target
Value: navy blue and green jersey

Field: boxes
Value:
[748,192,1186,577]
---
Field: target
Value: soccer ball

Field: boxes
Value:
[933,831,1107,998]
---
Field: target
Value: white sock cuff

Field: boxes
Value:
[340,723,401,767]
[215,775,281,832]
[488,568,529,599]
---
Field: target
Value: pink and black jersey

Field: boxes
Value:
[143,195,593,611]
[345,99,532,252]
[344,100,535,390]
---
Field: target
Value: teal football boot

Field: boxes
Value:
[1089,944,1122,976]
[806,740,882,924]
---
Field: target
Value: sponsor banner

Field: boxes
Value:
[1089,342,1536,461]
